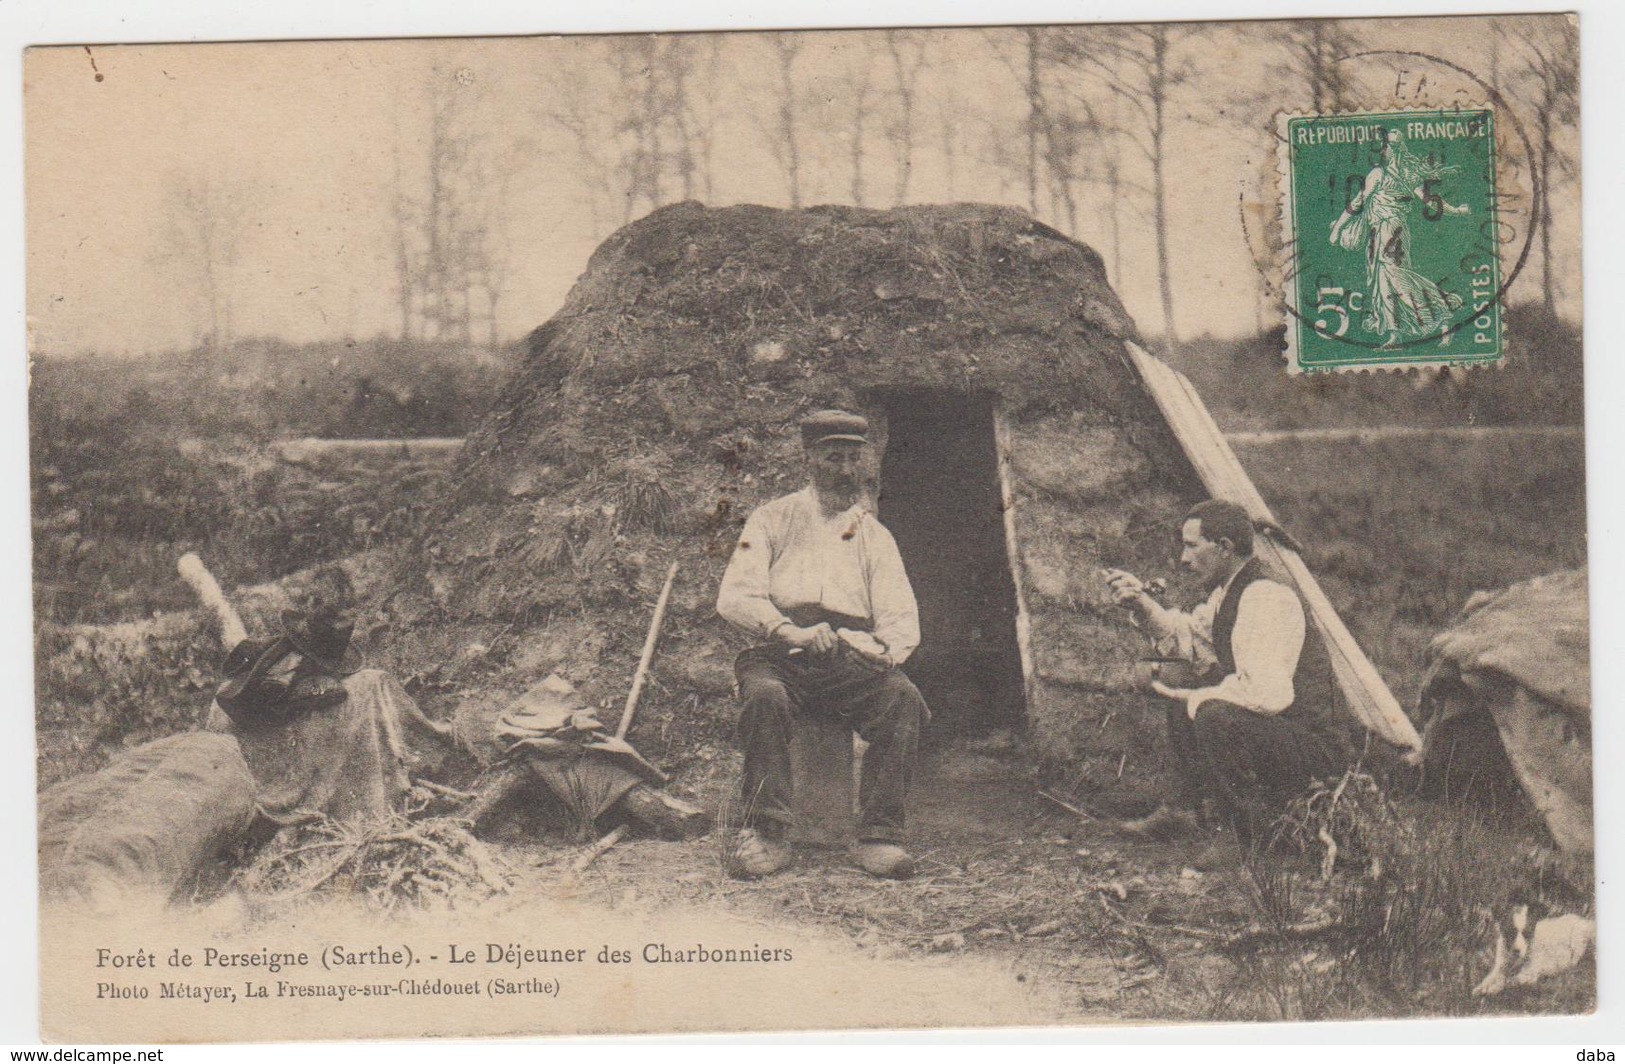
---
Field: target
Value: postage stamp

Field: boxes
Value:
[1279,108,1503,373]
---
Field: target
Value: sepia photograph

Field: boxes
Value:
[18,4,1598,1043]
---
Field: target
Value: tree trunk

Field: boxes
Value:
[1108,166,1123,283]
[888,35,918,206]
[775,41,802,209]
[1024,29,1041,216]
[1150,33,1178,343]
[1538,105,1556,317]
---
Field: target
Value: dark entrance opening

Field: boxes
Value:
[876,390,1027,734]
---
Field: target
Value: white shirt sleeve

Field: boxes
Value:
[1187,580,1305,717]
[862,519,921,666]
[716,508,793,639]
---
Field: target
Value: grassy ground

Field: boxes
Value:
[31,431,450,626]
[1233,430,1587,708]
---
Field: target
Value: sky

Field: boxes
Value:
[22,16,1580,357]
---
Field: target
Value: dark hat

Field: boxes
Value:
[281,604,364,676]
[215,636,297,727]
[799,409,869,448]
[219,636,279,682]
[215,631,351,729]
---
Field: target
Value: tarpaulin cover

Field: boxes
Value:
[38,731,258,907]
[1425,568,1590,714]
[210,668,422,825]
[1419,568,1592,852]
[496,674,666,834]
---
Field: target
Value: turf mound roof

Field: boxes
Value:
[401,201,1202,795]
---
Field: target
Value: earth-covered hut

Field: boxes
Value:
[404,201,1408,808]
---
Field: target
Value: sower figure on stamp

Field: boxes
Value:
[1103,499,1345,850]
[716,410,929,880]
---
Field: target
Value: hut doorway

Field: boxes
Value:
[876,390,1027,733]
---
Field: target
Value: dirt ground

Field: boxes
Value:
[494,734,1302,1025]
[469,728,1595,1028]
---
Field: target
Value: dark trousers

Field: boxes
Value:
[1166,699,1339,843]
[735,645,928,843]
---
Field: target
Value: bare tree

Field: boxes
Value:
[1022,28,1046,216]
[1058,24,1197,342]
[1098,91,1133,283]
[1281,20,1363,112]
[609,37,664,221]
[883,30,930,205]
[394,64,514,344]
[933,78,962,201]
[1500,18,1579,315]
[841,45,878,206]
[160,173,252,353]
[540,43,621,233]
[981,28,1061,220]
[671,36,725,202]
[542,35,725,233]
[388,121,422,341]
[761,35,806,208]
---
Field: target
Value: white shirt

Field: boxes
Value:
[716,488,921,665]
[1146,567,1306,717]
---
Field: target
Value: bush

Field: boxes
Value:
[1210,771,1594,1021]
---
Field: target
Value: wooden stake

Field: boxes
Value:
[617,562,679,741]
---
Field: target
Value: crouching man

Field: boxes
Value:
[716,410,929,880]
[1103,499,1342,848]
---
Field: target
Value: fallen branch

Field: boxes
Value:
[1221,914,1342,954]
[178,552,247,650]
[1038,790,1101,822]
[571,824,629,873]
[413,779,478,802]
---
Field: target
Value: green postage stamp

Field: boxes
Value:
[1279,108,1503,373]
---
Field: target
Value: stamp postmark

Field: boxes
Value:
[1279,107,1503,374]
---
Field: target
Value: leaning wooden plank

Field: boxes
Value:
[1123,341,1421,752]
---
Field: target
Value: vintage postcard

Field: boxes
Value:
[25,12,1590,1042]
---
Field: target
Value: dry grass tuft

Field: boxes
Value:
[1216,770,1593,1019]
[598,456,682,535]
[235,815,512,913]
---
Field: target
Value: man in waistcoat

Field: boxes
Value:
[716,410,929,880]
[1103,499,1343,847]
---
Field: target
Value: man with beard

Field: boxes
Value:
[716,410,928,880]
[1103,499,1343,849]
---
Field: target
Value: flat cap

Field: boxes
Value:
[800,409,869,448]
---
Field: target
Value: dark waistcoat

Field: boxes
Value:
[1204,558,1350,752]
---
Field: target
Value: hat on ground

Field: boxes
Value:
[800,409,869,448]
[281,604,364,676]
[215,636,298,727]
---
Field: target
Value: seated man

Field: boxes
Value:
[1104,499,1342,847]
[716,409,929,880]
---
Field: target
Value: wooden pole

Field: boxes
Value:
[177,552,247,650]
[616,562,678,741]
